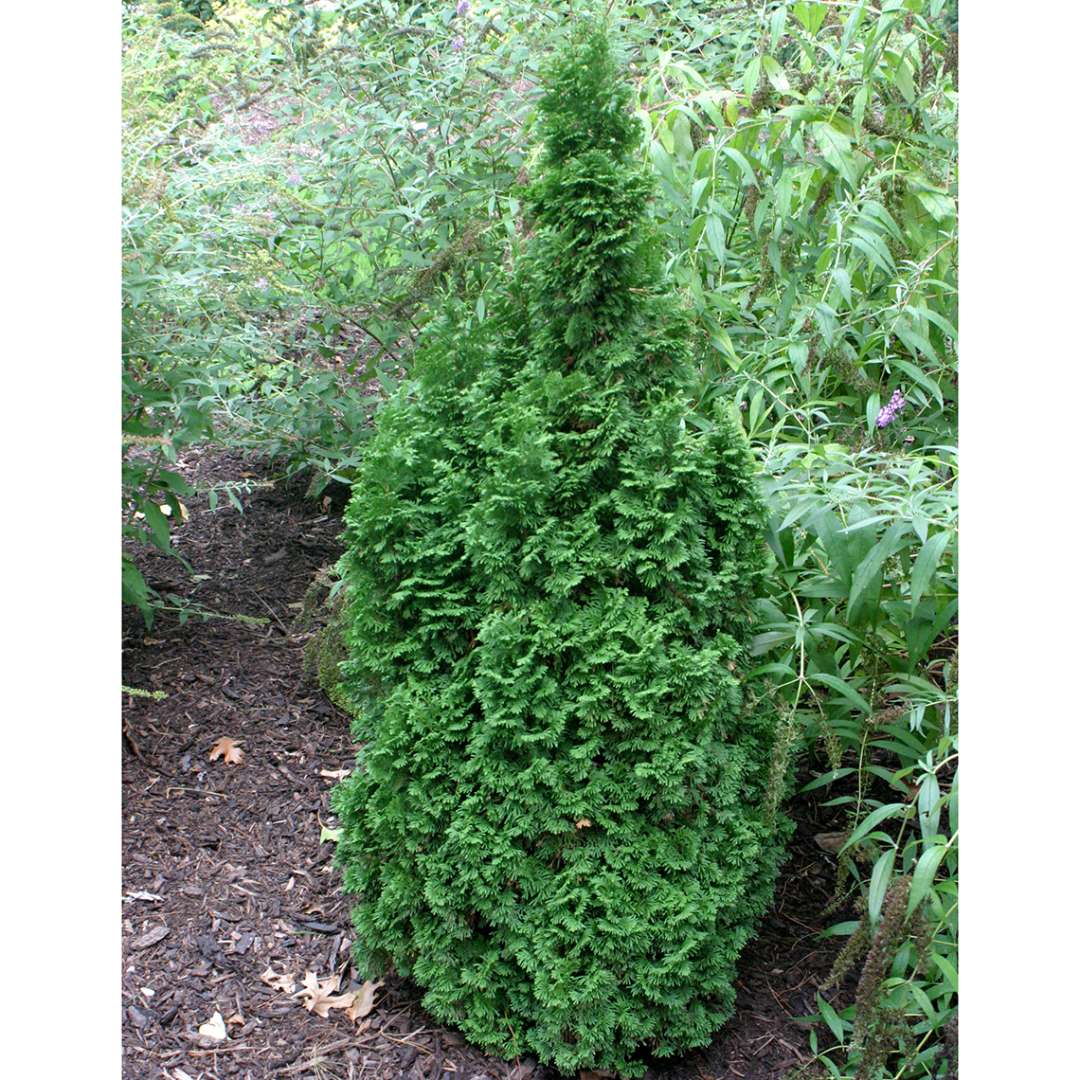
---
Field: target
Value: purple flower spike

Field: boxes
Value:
[456,1,470,16]
[875,388,907,429]
[451,34,464,51]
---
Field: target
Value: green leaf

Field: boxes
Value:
[671,112,694,160]
[910,984,936,1020]
[894,57,916,103]
[792,1,828,34]
[832,266,852,306]
[705,215,726,262]
[320,825,342,844]
[852,84,868,132]
[800,768,856,793]
[778,104,828,123]
[839,0,869,58]
[890,357,944,407]
[143,501,174,554]
[811,673,872,715]
[916,189,956,222]
[809,507,855,587]
[816,992,846,1045]
[122,556,149,608]
[769,5,788,51]
[908,842,948,915]
[748,387,765,431]
[812,123,858,189]
[158,469,193,497]
[918,772,943,841]
[750,630,791,655]
[910,530,952,609]
[868,848,897,924]
[839,803,908,854]
[762,55,790,94]
[893,316,941,364]
[933,953,959,993]
[848,521,908,625]
[866,391,881,434]
[850,226,896,276]
[742,56,762,100]
[649,139,674,183]
[819,920,862,938]
[720,146,757,187]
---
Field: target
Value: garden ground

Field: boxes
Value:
[122,448,852,1080]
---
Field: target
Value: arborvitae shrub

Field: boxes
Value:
[332,23,791,1077]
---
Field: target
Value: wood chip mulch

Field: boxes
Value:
[122,447,852,1080]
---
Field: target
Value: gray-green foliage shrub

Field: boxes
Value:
[332,24,791,1076]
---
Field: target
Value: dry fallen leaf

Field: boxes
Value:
[123,891,164,904]
[345,979,383,1022]
[260,965,297,994]
[293,971,358,1018]
[814,831,849,854]
[319,768,351,781]
[225,1012,244,1027]
[575,818,592,830]
[197,1011,227,1042]
[209,736,244,765]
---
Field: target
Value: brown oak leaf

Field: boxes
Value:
[345,979,383,1022]
[209,736,244,765]
[293,971,357,1018]
[260,966,296,994]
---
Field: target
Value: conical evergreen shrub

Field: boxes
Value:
[332,23,791,1077]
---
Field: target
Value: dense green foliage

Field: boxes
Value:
[759,444,957,1080]
[331,27,791,1076]
[123,3,958,1075]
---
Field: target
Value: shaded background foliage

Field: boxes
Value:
[123,2,957,1077]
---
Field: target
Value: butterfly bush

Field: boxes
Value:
[876,388,906,428]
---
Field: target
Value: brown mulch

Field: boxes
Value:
[122,447,851,1080]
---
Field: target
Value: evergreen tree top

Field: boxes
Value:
[525,22,660,357]
[535,23,639,167]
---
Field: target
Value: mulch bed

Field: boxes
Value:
[122,447,850,1080]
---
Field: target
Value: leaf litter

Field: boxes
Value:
[263,963,383,1025]
[208,736,245,765]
